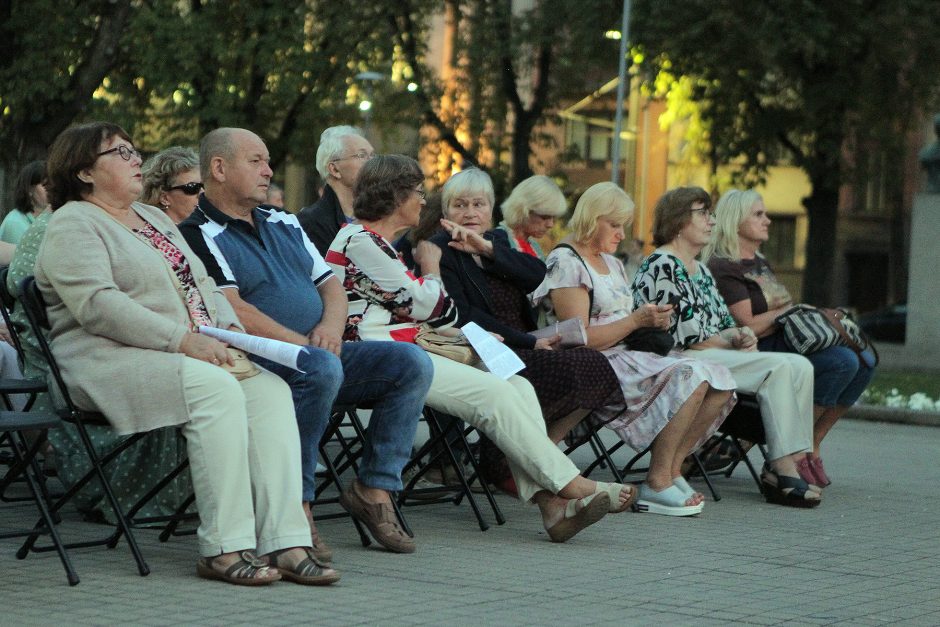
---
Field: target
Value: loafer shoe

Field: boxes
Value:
[339,480,416,554]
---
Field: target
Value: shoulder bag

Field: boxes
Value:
[775,304,878,366]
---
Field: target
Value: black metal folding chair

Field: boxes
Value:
[0,267,54,502]
[1,409,78,585]
[688,394,769,495]
[17,276,196,576]
[566,394,769,502]
[313,404,399,547]
[398,407,505,531]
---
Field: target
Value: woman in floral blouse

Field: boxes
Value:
[633,186,821,508]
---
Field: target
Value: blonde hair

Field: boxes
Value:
[702,188,763,263]
[441,168,495,217]
[500,175,567,228]
[568,182,635,243]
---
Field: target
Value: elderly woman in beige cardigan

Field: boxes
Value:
[34,122,336,586]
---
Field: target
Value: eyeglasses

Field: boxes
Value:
[690,206,716,218]
[332,151,375,163]
[414,188,426,200]
[166,181,204,195]
[98,145,141,162]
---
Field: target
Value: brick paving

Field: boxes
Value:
[2,418,939,626]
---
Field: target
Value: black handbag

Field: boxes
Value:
[622,326,675,356]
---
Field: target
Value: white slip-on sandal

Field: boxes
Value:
[636,483,704,517]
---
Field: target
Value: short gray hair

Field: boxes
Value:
[441,168,495,217]
[500,175,567,228]
[316,125,363,181]
[141,146,199,206]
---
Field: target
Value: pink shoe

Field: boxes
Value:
[810,457,831,487]
[795,456,823,490]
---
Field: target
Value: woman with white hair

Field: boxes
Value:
[498,175,568,258]
[704,188,876,487]
[533,182,737,517]
[429,169,628,497]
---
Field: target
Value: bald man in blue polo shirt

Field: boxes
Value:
[180,128,434,559]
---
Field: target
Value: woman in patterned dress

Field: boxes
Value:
[533,182,737,517]
[327,154,634,542]
[632,186,821,508]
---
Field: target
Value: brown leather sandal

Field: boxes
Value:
[266,547,340,586]
[196,550,281,586]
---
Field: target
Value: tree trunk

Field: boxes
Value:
[510,111,534,187]
[801,181,840,306]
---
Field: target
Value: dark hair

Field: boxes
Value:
[46,122,133,210]
[406,191,444,244]
[13,160,46,213]
[353,154,424,221]
[651,186,711,246]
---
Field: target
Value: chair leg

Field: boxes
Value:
[8,430,79,585]
[20,421,151,576]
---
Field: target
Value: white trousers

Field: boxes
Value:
[687,348,814,459]
[181,358,310,557]
[424,353,580,502]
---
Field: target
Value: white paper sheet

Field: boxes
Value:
[198,326,306,372]
[461,322,525,380]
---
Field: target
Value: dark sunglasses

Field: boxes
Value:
[166,181,204,195]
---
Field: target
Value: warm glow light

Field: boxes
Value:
[359,100,372,111]
[605,30,622,40]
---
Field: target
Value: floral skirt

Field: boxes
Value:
[596,346,737,452]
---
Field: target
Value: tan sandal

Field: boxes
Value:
[594,481,636,513]
[265,547,340,586]
[546,492,611,543]
[196,550,281,586]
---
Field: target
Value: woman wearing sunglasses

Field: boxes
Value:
[142,146,203,224]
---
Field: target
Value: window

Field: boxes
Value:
[762,215,796,269]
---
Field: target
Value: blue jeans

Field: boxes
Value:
[759,333,876,407]
[254,341,433,501]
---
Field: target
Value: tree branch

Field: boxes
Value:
[387,2,478,166]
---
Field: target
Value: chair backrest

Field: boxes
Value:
[0,267,29,365]
[17,276,79,415]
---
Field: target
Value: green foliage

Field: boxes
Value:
[632,0,940,303]
[633,0,940,185]
[0,0,415,176]
[393,0,623,186]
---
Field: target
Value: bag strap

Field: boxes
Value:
[555,243,594,314]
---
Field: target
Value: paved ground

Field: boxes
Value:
[2,418,939,626]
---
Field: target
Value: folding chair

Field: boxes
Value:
[689,394,769,495]
[1,409,78,585]
[398,406,505,531]
[0,267,54,501]
[17,276,196,576]
[313,404,399,547]
[567,393,769,502]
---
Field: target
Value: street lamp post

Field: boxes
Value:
[610,0,631,185]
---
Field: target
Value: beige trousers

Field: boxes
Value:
[181,358,311,557]
[687,348,814,459]
[424,353,580,503]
